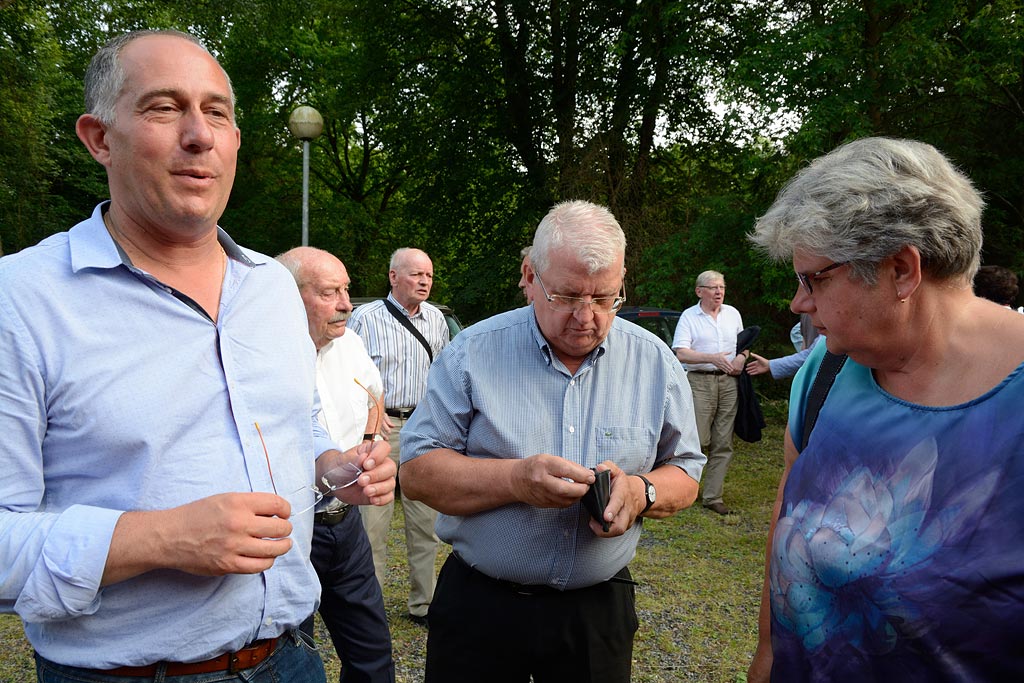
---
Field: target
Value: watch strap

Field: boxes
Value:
[636,474,655,514]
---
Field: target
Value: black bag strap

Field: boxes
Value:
[800,351,848,451]
[383,298,433,363]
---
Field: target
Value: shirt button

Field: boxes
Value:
[264,617,273,626]
[568,426,575,433]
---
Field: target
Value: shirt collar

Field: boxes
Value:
[317,339,335,357]
[69,202,260,273]
[526,305,609,370]
[386,291,421,318]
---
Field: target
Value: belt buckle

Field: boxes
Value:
[227,638,273,674]
[228,651,243,674]
[315,499,352,526]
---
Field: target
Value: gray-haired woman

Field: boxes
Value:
[747,137,1024,682]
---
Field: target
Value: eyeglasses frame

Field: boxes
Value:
[533,272,626,314]
[796,261,849,295]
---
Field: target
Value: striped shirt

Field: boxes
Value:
[347,293,449,409]
[400,306,706,589]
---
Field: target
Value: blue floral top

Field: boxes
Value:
[771,344,1024,682]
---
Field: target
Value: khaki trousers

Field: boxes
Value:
[687,372,738,505]
[361,415,440,617]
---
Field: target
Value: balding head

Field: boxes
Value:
[277,247,352,350]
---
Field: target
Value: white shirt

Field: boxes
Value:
[671,302,744,372]
[315,331,384,451]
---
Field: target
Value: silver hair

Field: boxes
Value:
[750,137,984,285]
[275,249,307,287]
[696,270,725,288]
[276,246,338,290]
[389,247,430,272]
[531,200,626,276]
[84,29,236,125]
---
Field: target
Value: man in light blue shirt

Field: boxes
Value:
[0,30,394,682]
[400,200,705,683]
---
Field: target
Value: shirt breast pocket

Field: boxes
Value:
[592,426,656,473]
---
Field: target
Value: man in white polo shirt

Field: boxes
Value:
[672,270,747,515]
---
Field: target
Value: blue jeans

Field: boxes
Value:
[35,630,327,683]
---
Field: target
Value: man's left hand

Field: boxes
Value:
[319,441,397,506]
[588,461,646,537]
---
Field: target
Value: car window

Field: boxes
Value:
[444,313,462,340]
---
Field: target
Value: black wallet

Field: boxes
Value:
[582,467,611,532]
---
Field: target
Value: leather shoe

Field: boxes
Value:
[703,501,730,515]
[407,613,428,628]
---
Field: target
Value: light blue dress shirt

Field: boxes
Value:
[768,334,824,379]
[0,204,335,668]
[401,306,706,590]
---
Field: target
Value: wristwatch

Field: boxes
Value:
[636,475,656,514]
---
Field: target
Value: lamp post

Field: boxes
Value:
[288,106,324,246]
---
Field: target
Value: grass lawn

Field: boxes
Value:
[0,400,787,683]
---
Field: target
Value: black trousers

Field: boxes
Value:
[425,554,639,683]
[303,507,395,683]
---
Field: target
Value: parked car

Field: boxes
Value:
[350,297,464,340]
[616,306,681,347]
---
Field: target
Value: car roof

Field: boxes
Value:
[616,306,682,318]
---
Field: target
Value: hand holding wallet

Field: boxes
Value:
[581,467,611,532]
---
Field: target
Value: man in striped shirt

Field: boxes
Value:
[347,248,449,627]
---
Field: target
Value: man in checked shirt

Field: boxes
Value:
[400,200,706,683]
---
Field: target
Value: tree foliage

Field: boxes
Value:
[2,0,1021,323]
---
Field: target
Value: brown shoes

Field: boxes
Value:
[703,501,730,515]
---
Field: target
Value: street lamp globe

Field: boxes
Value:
[288,105,324,141]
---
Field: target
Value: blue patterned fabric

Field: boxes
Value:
[771,343,1024,682]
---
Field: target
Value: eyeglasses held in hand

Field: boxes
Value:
[288,461,364,515]
[255,421,363,516]
[534,272,626,313]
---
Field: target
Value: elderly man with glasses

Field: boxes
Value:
[671,270,747,515]
[398,200,706,683]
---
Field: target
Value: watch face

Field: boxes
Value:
[647,484,656,502]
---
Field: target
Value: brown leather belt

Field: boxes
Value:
[100,636,279,676]
[385,406,416,419]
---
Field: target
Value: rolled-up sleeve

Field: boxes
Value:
[0,288,122,621]
[656,357,706,482]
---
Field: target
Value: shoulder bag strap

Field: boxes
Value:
[382,298,433,363]
[800,351,848,451]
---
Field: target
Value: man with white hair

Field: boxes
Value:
[672,270,747,515]
[278,246,395,683]
[347,247,449,627]
[400,200,705,682]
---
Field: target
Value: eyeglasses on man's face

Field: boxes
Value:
[534,272,626,314]
[796,261,849,295]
